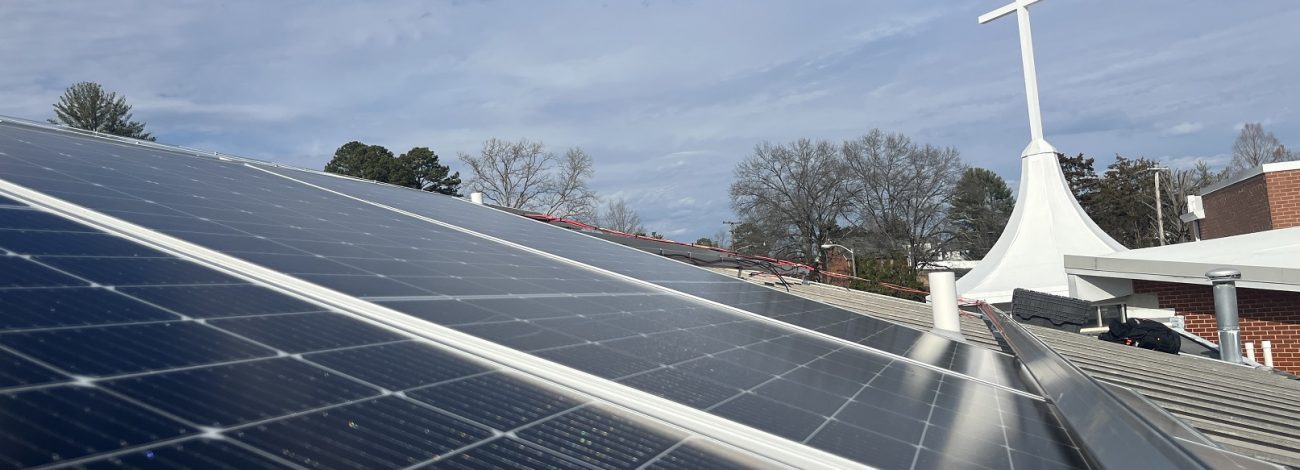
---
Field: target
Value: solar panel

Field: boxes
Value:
[0,199,779,469]
[258,164,1025,386]
[0,121,1090,468]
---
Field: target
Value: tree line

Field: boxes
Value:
[43,83,651,233]
[727,122,1297,292]
[48,81,1296,277]
[726,129,1013,280]
[324,136,653,235]
[1061,122,1297,248]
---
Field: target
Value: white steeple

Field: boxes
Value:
[957,0,1125,304]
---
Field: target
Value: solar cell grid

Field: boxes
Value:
[0,181,776,469]
[0,321,275,376]
[262,165,1032,389]
[423,437,587,470]
[73,438,291,470]
[231,395,495,469]
[516,405,688,470]
[0,256,86,287]
[303,341,491,391]
[0,387,196,469]
[0,349,67,389]
[0,135,1066,454]
[208,311,406,353]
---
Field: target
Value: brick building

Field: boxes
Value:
[1189,160,1300,239]
[1065,226,1300,373]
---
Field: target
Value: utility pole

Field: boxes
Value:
[1155,169,1164,245]
[1144,167,1169,245]
[722,220,740,250]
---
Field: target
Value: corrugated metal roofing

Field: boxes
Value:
[712,268,1300,468]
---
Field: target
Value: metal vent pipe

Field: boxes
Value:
[1206,268,1243,364]
[927,272,964,340]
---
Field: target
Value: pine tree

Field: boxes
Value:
[324,142,417,188]
[50,82,154,141]
[399,147,462,196]
[947,168,1014,259]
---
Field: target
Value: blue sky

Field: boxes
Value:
[2,0,1297,241]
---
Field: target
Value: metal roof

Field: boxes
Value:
[713,268,1300,468]
[1065,226,1300,292]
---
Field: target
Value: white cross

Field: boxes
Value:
[980,0,1056,156]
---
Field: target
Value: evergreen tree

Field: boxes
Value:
[1092,156,1163,248]
[50,82,154,141]
[1057,153,1098,211]
[323,141,417,188]
[399,147,461,196]
[947,168,1014,259]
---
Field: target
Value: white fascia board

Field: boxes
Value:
[1066,264,1300,293]
[0,177,868,470]
[1262,160,1300,173]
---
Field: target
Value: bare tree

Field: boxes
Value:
[1229,123,1285,174]
[842,129,964,270]
[711,229,731,250]
[596,197,645,234]
[539,147,597,220]
[729,138,849,264]
[459,138,598,218]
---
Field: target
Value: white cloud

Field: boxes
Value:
[1163,122,1204,135]
[1160,153,1231,170]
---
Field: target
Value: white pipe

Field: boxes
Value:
[469,192,484,205]
[1262,341,1274,368]
[928,272,964,340]
[1244,342,1256,362]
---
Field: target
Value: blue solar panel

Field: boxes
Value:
[425,437,585,469]
[0,121,1091,469]
[0,256,85,287]
[207,312,405,353]
[0,387,196,468]
[231,396,494,469]
[0,321,274,376]
[258,164,1028,387]
[75,439,289,470]
[0,185,777,469]
[0,349,66,389]
[515,405,687,469]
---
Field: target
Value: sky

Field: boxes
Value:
[2,0,1298,241]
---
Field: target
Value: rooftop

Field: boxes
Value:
[713,268,1300,468]
[1201,160,1300,196]
[1065,226,1300,292]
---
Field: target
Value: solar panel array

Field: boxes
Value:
[0,198,774,470]
[0,121,1089,469]
[261,166,1026,389]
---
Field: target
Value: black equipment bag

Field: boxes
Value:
[1098,318,1181,354]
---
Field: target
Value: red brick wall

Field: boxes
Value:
[1202,174,1272,239]
[1133,280,1300,373]
[1266,170,1300,229]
